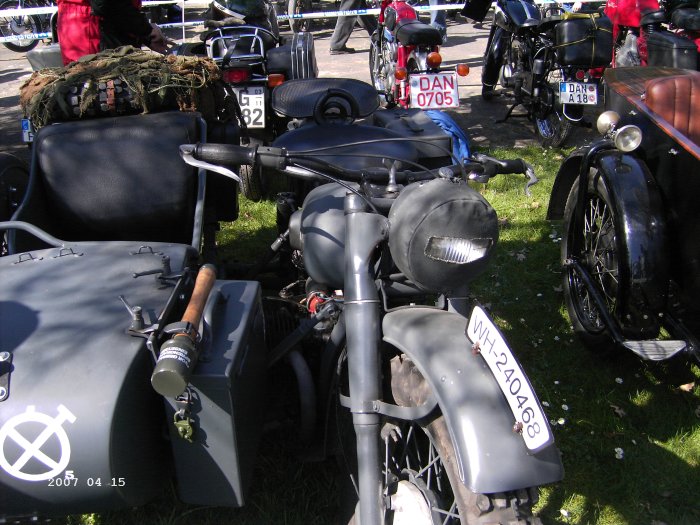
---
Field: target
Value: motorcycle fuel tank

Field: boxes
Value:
[494,0,541,30]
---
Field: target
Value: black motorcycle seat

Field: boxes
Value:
[671,7,700,31]
[11,112,203,251]
[272,78,379,118]
[640,9,667,25]
[394,19,443,46]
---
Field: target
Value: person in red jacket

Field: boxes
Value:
[57,0,169,65]
[605,0,660,64]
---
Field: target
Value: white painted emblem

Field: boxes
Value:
[0,405,77,482]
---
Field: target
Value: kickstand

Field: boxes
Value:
[496,102,521,124]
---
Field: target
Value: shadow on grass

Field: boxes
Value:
[477,215,700,525]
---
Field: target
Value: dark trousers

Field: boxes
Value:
[329,0,378,50]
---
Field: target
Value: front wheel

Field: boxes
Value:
[287,0,313,33]
[362,355,543,524]
[0,2,42,53]
[561,173,621,353]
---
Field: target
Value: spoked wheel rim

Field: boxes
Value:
[384,422,460,524]
[1,13,40,51]
[567,192,619,334]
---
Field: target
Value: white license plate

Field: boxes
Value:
[21,118,34,143]
[559,81,598,105]
[466,305,553,451]
[232,86,266,128]
[409,73,459,109]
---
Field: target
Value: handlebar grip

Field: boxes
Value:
[181,263,217,337]
[494,159,527,175]
[194,143,256,165]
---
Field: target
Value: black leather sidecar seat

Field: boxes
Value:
[644,70,700,146]
[10,111,208,253]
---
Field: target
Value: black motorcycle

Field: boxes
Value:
[547,66,700,365]
[463,0,612,147]
[175,1,318,200]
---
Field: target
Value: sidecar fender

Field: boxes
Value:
[594,153,669,324]
[383,307,564,494]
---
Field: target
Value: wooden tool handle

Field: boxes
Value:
[181,264,217,336]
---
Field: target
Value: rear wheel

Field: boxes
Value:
[534,69,572,147]
[347,355,543,524]
[0,0,42,53]
[369,32,394,107]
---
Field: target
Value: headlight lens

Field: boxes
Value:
[425,236,493,264]
[614,125,643,152]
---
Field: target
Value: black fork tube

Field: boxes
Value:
[344,193,389,525]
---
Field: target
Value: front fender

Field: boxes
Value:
[595,153,669,328]
[383,307,563,494]
[482,26,507,87]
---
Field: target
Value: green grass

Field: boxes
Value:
[59,145,699,525]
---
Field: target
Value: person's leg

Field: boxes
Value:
[429,0,447,43]
[357,0,378,36]
[330,0,360,52]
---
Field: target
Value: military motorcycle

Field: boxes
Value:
[463,0,612,147]
[0,78,563,524]
[370,0,469,109]
[176,0,318,201]
[547,66,700,365]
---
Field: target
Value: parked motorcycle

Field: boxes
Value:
[464,0,612,147]
[370,0,468,109]
[175,2,318,200]
[0,78,563,523]
[547,66,700,364]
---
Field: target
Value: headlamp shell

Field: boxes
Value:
[388,179,499,295]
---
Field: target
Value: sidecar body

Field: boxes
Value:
[548,67,700,358]
[0,111,267,520]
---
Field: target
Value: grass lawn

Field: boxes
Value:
[62,145,699,525]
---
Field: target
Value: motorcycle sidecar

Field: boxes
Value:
[0,111,266,521]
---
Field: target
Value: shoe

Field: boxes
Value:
[329,46,356,55]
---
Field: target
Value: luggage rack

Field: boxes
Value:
[205,26,278,67]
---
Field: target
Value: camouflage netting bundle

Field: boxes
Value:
[20,46,227,130]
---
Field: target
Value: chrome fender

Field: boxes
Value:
[382,307,563,494]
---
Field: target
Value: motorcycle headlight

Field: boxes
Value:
[388,179,498,295]
[613,125,643,152]
[596,110,620,135]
